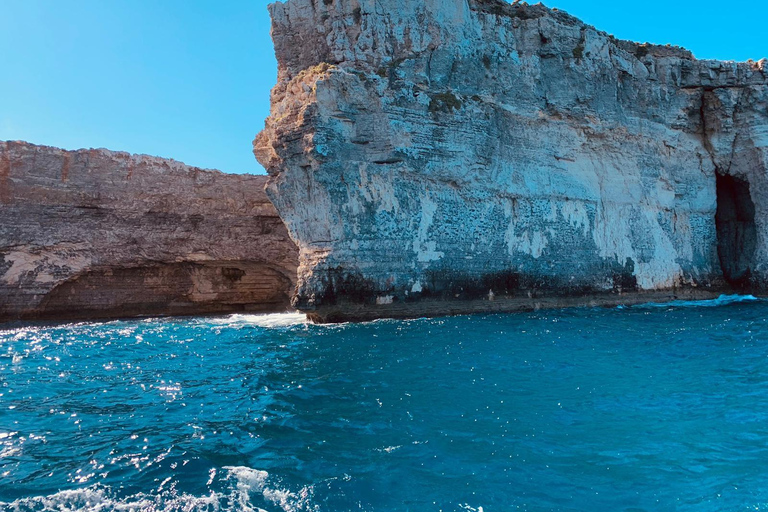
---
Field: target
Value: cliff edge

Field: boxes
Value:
[255,0,768,322]
[0,141,298,322]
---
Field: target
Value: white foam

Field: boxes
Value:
[0,486,216,512]
[630,294,760,309]
[223,467,315,512]
[0,466,316,512]
[223,466,269,512]
[375,445,402,453]
[209,312,308,329]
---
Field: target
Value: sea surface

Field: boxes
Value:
[2,295,768,511]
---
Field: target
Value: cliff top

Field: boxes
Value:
[269,0,767,78]
[1,140,266,182]
[469,0,698,60]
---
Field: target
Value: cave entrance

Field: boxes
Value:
[716,173,757,289]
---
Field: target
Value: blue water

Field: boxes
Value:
[2,295,768,511]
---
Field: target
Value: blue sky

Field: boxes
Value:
[1,0,765,175]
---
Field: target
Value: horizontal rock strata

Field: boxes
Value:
[256,0,768,322]
[0,141,298,322]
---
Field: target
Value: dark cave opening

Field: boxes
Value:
[716,173,757,289]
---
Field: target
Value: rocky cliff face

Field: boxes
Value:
[0,141,298,322]
[255,0,768,322]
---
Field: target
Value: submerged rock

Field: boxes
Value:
[0,141,298,322]
[255,0,768,322]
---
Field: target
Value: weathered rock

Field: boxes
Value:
[0,141,298,322]
[255,0,768,322]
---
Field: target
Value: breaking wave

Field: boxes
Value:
[207,312,308,329]
[623,294,760,310]
[0,467,316,512]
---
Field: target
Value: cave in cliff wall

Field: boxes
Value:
[716,173,757,290]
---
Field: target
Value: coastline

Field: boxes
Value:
[306,288,735,323]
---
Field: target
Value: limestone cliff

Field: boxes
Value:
[255,0,768,322]
[0,141,298,322]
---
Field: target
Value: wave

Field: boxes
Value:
[0,466,315,512]
[208,312,308,329]
[624,294,761,310]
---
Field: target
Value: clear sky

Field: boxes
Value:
[1,0,765,175]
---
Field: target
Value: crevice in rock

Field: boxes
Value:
[725,88,746,176]
[698,90,718,169]
[716,172,757,290]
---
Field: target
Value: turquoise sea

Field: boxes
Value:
[2,295,768,511]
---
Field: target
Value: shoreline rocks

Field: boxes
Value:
[256,0,767,322]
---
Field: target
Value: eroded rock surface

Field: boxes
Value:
[255,0,768,322]
[0,141,298,322]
